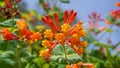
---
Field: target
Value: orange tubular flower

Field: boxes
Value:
[41,10,86,57]
[42,39,52,48]
[39,49,51,61]
[16,19,42,44]
[61,23,71,35]
[55,33,66,45]
[0,28,19,41]
[16,19,28,36]
[115,2,120,7]
[82,63,94,68]
[66,62,82,68]
[16,19,28,30]
[29,32,42,44]
[44,29,54,40]
[4,0,13,14]
[66,62,94,68]
[110,9,120,20]
[106,20,111,24]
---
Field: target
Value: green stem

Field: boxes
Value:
[7,41,9,50]
[16,46,22,68]
[62,45,67,59]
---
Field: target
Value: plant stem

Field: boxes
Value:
[62,45,67,59]
[16,46,22,68]
[7,41,9,50]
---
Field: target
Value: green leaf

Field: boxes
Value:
[104,28,113,33]
[60,0,70,3]
[42,63,49,68]
[20,48,32,58]
[0,51,16,66]
[104,47,112,61]
[114,20,120,25]
[93,41,113,49]
[51,44,83,64]
[39,0,44,5]
[25,63,31,68]
[106,15,115,23]
[57,64,66,68]
[0,19,17,27]
[30,64,36,68]
[85,31,95,43]
[0,2,5,7]
[0,51,15,58]
[25,63,37,68]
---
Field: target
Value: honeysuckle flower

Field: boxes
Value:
[55,33,66,45]
[40,10,87,59]
[115,2,120,7]
[29,32,42,44]
[87,12,106,36]
[0,28,19,41]
[66,62,82,68]
[105,2,120,26]
[87,12,104,29]
[87,12,104,28]
[39,49,51,61]
[82,63,94,68]
[4,0,11,8]
[44,29,54,40]
[16,19,42,44]
[40,40,58,61]
[15,0,21,3]
[110,8,120,20]
[105,20,111,24]
[66,62,94,68]
[16,19,28,30]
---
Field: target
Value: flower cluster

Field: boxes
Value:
[66,62,94,68]
[87,12,106,35]
[16,19,42,44]
[40,10,87,60]
[0,19,42,44]
[106,2,120,26]
[115,2,120,7]
[0,28,19,41]
[110,9,120,20]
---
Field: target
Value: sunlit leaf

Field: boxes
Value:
[104,28,113,33]
[93,41,113,49]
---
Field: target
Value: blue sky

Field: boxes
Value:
[24,0,118,21]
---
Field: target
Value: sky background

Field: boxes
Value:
[22,0,120,48]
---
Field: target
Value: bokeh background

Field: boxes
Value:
[22,0,120,49]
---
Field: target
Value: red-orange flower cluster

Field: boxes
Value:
[40,10,87,60]
[16,19,42,44]
[115,2,120,7]
[66,62,94,68]
[0,28,19,41]
[110,9,120,20]
[66,62,82,68]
